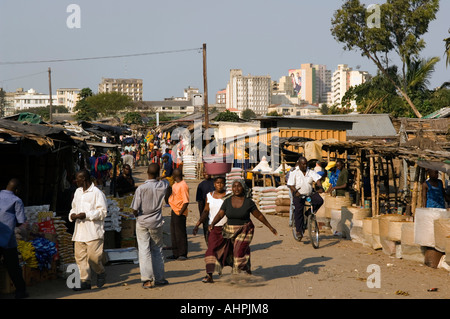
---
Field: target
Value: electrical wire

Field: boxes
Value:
[0,71,47,83]
[0,47,202,65]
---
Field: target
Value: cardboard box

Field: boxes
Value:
[120,219,136,239]
[121,237,137,248]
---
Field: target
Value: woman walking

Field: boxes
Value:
[208,179,277,279]
[193,177,227,283]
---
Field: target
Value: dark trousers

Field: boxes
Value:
[293,192,324,234]
[170,211,188,258]
[198,201,209,245]
[0,247,26,295]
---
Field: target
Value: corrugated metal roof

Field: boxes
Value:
[304,114,398,138]
[423,107,450,119]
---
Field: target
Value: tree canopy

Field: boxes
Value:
[331,0,440,118]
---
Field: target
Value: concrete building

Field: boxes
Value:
[216,89,226,105]
[98,78,143,101]
[226,69,271,116]
[13,88,57,111]
[56,88,81,113]
[313,64,332,104]
[331,64,370,108]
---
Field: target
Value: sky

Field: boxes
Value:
[0,0,449,101]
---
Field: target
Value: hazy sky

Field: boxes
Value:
[1,0,449,101]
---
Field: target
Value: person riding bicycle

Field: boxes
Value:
[287,157,324,241]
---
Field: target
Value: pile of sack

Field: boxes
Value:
[252,186,277,214]
[183,154,197,180]
[275,185,291,216]
[225,168,244,193]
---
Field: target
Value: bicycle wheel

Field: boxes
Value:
[308,214,320,249]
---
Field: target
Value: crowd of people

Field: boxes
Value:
[2,147,449,297]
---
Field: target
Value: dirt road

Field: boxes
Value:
[10,165,450,300]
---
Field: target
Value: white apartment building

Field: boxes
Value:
[313,64,332,104]
[331,64,370,108]
[226,69,271,116]
[13,88,57,111]
[98,78,143,101]
[56,88,81,113]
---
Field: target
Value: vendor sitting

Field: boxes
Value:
[116,164,136,197]
[422,169,450,208]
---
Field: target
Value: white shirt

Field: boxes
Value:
[206,192,227,226]
[69,183,108,242]
[287,167,322,196]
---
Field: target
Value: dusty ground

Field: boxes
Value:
[3,165,449,300]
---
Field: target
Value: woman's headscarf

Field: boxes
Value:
[225,178,251,199]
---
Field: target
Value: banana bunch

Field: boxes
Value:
[17,240,39,268]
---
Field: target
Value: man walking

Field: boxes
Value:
[69,169,108,291]
[131,163,170,288]
[167,168,190,260]
[0,178,28,299]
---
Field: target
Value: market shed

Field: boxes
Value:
[0,119,88,212]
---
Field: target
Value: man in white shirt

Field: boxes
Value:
[69,169,108,291]
[122,149,135,168]
[287,157,324,240]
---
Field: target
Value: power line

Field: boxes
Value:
[0,71,47,83]
[0,47,203,65]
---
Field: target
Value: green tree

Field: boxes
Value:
[444,30,450,67]
[266,111,282,117]
[22,105,69,121]
[74,87,96,121]
[85,92,132,117]
[241,108,257,120]
[123,112,143,125]
[214,110,240,122]
[331,0,440,118]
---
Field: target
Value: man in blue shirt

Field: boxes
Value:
[0,178,28,298]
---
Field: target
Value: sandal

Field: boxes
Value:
[142,280,154,289]
[202,275,214,283]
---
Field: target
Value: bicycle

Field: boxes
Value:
[290,195,320,249]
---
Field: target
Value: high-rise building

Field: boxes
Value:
[226,69,271,115]
[313,64,332,104]
[331,64,370,108]
[98,78,143,101]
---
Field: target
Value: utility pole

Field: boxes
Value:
[202,43,209,136]
[48,67,53,122]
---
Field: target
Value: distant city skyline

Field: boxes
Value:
[1,0,449,102]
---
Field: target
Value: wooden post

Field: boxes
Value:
[48,67,53,122]
[370,151,377,216]
[202,43,209,145]
[389,157,398,208]
[355,150,361,206]
[411,163,420,216]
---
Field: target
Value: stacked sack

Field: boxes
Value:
[183,154,197,180]
[275,185,291,216]
[52,216,75,265]
[257,187,278,215]
[226,168,244,193]
[105,197,122,232]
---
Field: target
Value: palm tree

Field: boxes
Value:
[445,29,450,67]
[404,57,440,94]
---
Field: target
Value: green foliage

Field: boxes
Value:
[331,0,440,118]
[21,105,69,121]
[214,110,240,122]
[85,92,132,117]
[74,89,132,121]
[123,112,143,125]
[266,111,282,117]
[241,108,257,120]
